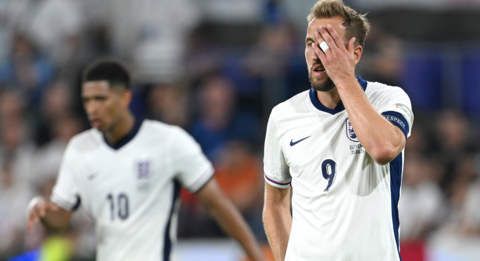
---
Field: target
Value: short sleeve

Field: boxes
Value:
[378,88,414,139]
[263,110,291,189]
[170,127,214,193]
[51,140,81,211]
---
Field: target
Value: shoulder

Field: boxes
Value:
[270,90,310,121]
[141,119,176,134]
[141,119,188,138]
[365,81,412,110]
[141,119,197,147]
[66,128,102,154]
[366,81,410,101]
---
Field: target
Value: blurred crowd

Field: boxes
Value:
[0,0,479,260]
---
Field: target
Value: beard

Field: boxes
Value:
[309,69,335,92]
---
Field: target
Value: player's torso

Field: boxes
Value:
[276,89,400,261]
[75,121,178,260]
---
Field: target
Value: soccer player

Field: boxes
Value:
[27,59,265,261]
[262,1,414,261]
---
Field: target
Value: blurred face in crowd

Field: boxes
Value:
[1,116,24,151]
[305,16,347,92]
[82,81,130,133]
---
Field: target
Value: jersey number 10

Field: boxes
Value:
[107,193,129,220]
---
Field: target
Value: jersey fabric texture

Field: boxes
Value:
[264,77,414,261]
[51,119,214,261]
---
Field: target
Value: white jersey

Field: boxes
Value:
[264,77,414,261]
[51,119,214,261]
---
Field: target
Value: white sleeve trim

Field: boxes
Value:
[185,165,215,193]
[264,174,291,189]
[51,192,76,211]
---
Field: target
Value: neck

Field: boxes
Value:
[316,87,341,109]
[104,112,135,145]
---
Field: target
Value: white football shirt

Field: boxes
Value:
[264,77,413,261]
[51,119,214,261]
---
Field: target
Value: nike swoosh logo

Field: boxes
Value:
[290,136,311,146]
[88,172,99,180]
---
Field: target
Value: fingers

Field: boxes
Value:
[311,35,326,61]
[317,25,338,51]
[26,199,59,234]
[347,37,356,54]
[46,203,60,212]
[27,205,42,233]
[325,24,345,48]
[27,215,35,233]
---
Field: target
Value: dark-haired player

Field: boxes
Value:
[27,58,264,261]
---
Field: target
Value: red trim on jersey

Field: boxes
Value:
[264,175,291,186]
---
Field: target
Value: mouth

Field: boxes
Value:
[312,64,326,75]
[90,119,101,128]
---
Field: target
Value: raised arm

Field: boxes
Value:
[27,197,73,233]
[263,183,292,261]
[313,24,406,165]
[336,77,405,165]
[195,178,265,261]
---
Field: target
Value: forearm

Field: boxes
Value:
[206,197,263,260]
[263,203,292,261]
[40,210,72,232]
[336,77,404,164]
[27,198,73,233]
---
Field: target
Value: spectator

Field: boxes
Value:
[399,153,445,241]
[34,81,79,146]
[242,22,302,117]
[85,0,201,82]
[441,156,480,236]
[434,109,476,195]
[0,89,25,122]
[145,83,190,129]
[0,115,35,258]
[0,33,54,110]
[33,115,83,186]
[214,141,264,239]
[0,152,32,259]
[190,75,260,160]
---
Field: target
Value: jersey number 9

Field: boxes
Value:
[321,159,337,192]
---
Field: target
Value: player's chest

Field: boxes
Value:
[280,113,366,172]
[80,146,170,193]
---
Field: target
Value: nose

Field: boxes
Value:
[84,100,98,118]
[312,48,320,61]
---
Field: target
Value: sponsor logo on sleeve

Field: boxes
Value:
[394,103,413,122]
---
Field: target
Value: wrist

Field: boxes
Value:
[334,75,358,91]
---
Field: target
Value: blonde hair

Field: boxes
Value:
[307,0,370,47]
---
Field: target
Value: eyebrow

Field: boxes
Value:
[305,37,315,43]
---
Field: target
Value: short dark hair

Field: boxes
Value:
[82,58,131,89]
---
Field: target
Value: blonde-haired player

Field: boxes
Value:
[263,1,413,260]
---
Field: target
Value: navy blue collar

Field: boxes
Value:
[309,76,368,115]
[103,117,143,150]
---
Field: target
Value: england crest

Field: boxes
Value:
[135,160,151,179]
[345,119,359,142]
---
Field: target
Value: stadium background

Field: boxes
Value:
[0,0,480,260]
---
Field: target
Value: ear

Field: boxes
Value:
[353,45,363,65]
[120,90,132,108]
